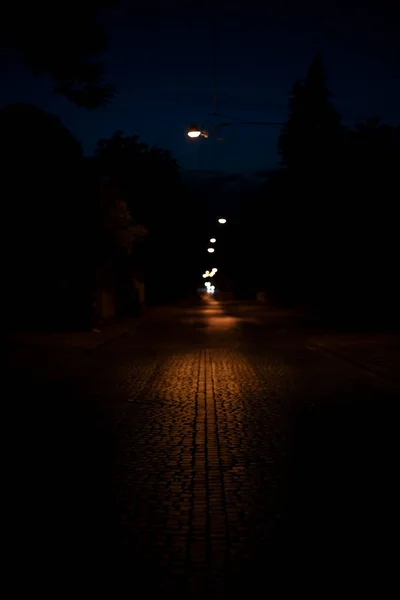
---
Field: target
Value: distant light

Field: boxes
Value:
[202,273,207,278]
[207,248,215,253]
[188,130,201,138]
[218,218,227,224]
[205,281,211,287]
[212,268,218,273]
[210,238,216,243]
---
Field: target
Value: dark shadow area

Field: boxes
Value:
[8,376,116,592]
[287,391,398,594]
[8,368,192,596]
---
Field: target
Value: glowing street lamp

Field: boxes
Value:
[207,248,215,253]
[218,218,227,224]
[185,118,284,142]
[210,238,216,243]
[186,120,284,140]
[187,123,209,139]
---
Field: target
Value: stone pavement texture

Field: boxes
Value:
[9,299,399,597]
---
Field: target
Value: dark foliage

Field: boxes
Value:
[278,53,343,172]
[2,103,85,328]
[92,130,208,305]
[237,54,400,328]
[0,2,116,108]
[2,103,207,330]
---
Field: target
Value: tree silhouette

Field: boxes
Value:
[94,130,180,227]
[339,117,400,324]
[93,130,206,304]
[278,53,343,172]
[265,49,400,326]
[270,54,346,310]
[1,102,83,245]
[0,2,116,108]
[1,103,85,328]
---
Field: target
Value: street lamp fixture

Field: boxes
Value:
[187,123,209,139]
[210,238,216,243]
[218,218,227,224]
[185,119,284,141]
[207,248,215,253]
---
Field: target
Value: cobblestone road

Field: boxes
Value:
[12,299,399,597]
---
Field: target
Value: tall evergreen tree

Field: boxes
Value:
[278,53,342,173]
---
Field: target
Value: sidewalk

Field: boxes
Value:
[311,333,400,384]
[7,317,141,383]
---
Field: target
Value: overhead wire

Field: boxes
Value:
[212,22,218,115]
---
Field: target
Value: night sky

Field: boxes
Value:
[1,0,399,174]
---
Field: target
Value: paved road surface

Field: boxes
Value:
[11,299,399,597]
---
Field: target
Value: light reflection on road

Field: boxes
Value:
[197,296,260,330]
